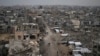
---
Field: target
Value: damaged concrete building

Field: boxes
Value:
[9,22,40,56]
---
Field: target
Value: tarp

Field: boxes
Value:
[75,42,82,46]
[80,48,91,53]
[61,33,69,37]
[74,54,82,56]
[55,29,60,33]
[69,41,75,45]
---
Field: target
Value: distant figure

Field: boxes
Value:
[57,51,58,56]
[48,43,50,46]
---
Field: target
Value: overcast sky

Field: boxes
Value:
[0,0,100,6]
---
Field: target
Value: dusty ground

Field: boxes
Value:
[43,24,58,56]
[58,44,72,56]
[0,34,11,41]
[43,21,71,56]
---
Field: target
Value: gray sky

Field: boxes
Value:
[0,0,100,6]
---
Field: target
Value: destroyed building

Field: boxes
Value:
[92,39,100,56]
[0,16,12,33]
[8,18,40,56]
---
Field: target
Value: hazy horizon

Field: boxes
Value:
[0,0,100,6]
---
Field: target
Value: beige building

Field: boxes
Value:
[71,19,80,31]
[14,23,40,40]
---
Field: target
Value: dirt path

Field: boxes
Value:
[43,22,58,56]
